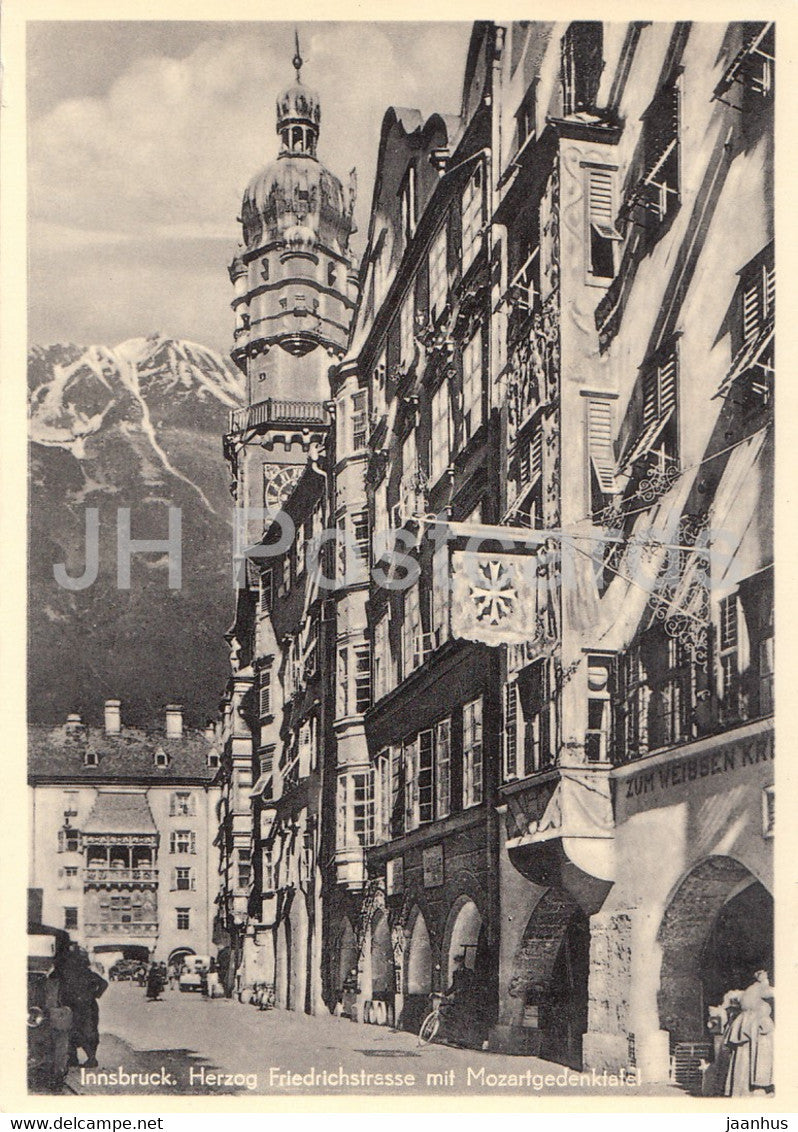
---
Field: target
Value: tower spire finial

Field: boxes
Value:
[293,29,303,82]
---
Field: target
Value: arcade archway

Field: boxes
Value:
[445,898,483,984]
[370,910,394,997]
[406,912,432,995]
[336,917,358,994]
[507,888,590,1069]
[657,856,773,1044]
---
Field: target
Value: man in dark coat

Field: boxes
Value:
[61,947,107,1068]
[445,954,477,1044]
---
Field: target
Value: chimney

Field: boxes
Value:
[165,704,183,740]
[204,721,215,740]
[104,699,121,735]
[65,712,83,735]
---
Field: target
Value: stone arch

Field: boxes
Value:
[506,887,590,1069]
[276,914,292,1010]
[167,946,195,967]
[290,889,309,1013]
[405,909,433,995]
[370,909,394,997]
[335,916,358,995]
[442,896,484,985]
[657,855,773,1044]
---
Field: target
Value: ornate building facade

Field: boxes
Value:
[214,45,358,1008]
[213,22,773,1092]
[28,701,220,968]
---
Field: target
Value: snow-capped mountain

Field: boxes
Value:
[28,336,244,729]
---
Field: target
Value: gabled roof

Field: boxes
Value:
[28,723,217,784]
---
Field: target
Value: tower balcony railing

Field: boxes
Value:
[228,398,330,433]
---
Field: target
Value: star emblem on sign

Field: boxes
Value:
[470,560,518,624]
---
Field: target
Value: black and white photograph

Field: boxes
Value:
[13,9,780,1106]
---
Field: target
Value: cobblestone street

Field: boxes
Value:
[65,983,664,1098]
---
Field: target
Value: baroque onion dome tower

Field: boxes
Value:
[216,42,358,979]
[225,40,359,529]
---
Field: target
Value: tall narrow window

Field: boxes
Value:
[586,395,617,513]
[429,225,448,322]
[515,85,536,153]
[585,166,621,280]
[337,647,349,718]
[418,729,435,825]
[615,642,649,763]
[641,80,680,228]
[400,291,415,367]
[374,613,389,701]
[718,594,745,722]
[585,658,612,763]
[462,330,484,442]
[390,744,404,839]
[353,510,370,566]
[375,751,392,843]
[461,163,485,275]
[463,697,484,808]
[354,644,371,714]
[432,541,451,643]
[352,391,367,451]
[435,718,451,819]
[561,23,604,115]
[401,164,417,244]
[622,346,679,476]
[259,669,272,718]
[237,847,252,890]
[430,381,451,482]
[504,681,519,781]
[404,739,418,832]
[402,585,422,677]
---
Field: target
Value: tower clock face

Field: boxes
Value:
[263,463,303,511]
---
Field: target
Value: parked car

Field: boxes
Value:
[178,955,211,992]
[27,924,73,1093]
[109,958,146,982]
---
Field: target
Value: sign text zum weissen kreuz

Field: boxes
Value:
[621,728,773,805]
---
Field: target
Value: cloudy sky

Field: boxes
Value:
[27,21,472,354]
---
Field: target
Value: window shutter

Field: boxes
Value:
[171,867,176,891]
[190,831,196,855]
[642,368,659,427]
[169,831,176,854]
[764,263,775,321]
[504,682,518,779]
[529,430,543,483]
[658,352,677,417]
[588,168,616,235]
[742,279,760,342]
[587,398,616,493]
[191,873,197,891]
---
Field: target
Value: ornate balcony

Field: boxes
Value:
[228,398,330,433]
[84,867,158,886]
[84,922,158,937]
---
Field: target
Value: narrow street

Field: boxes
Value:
[65,983,662,1098]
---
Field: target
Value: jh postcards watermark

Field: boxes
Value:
[51,504,744,604]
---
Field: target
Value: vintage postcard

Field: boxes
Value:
[2,0,794,1114]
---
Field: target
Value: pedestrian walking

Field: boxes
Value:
[60,946,107,1069]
